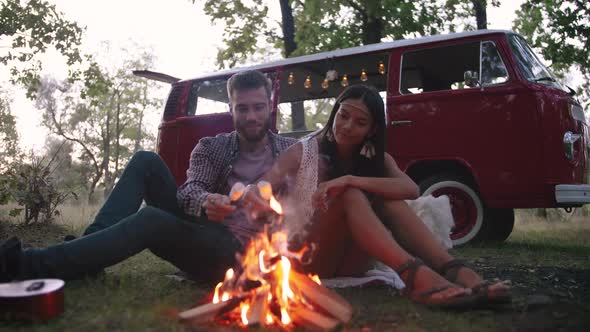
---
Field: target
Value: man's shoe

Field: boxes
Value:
[0,236,23,282]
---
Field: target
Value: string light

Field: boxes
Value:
[341,74,349,87]
[321,79,329,89]
[378,61,385,75]
[360,69,368,82]
[288,72,295,85]
[304,75,311,89]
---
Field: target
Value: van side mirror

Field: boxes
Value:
[464,70,480,88]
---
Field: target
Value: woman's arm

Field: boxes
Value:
[261,141,303,193]
[314,153,419,208]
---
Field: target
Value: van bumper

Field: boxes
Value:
[555,184,590,206]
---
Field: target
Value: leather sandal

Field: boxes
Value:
[397,258,478,310]
[439,259,512,306]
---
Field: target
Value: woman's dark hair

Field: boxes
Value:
[318,85,386,179]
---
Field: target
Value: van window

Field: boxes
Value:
[481,41,509,85]
[277,92,387,135]
[187,72,278,116]
[187,79,229,116]
[400,41,508,94]
[278,98,335,133]
[507,34,566,92]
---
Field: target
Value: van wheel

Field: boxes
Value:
[418,174,486,246]
[484,208,515,242]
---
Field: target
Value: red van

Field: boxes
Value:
[136,29,589,246]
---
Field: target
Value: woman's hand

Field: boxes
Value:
[312,175,352,211]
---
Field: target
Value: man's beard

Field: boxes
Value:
[236,117,271,142]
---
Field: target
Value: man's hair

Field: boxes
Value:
[227,70,272,101]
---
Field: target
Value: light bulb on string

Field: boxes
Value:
[378,61,385,75]
[341,74,349,87]
[288,72,295,85]
[304,75,311,89]
[360,69,368,82]
[322,79,329,89]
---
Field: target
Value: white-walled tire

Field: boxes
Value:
[419,174,484,246]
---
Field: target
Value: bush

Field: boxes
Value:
[0,149,77,224]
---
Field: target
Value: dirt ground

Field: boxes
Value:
[465,258,590,331]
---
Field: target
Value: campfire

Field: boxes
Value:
[178,182,353,331]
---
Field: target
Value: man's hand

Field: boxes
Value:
[202,193,236,222]
[241,185,271,221]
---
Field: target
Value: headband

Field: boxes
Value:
[340,101,370,114]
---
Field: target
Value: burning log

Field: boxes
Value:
[290,305,342,332]
[178,296,243,322]
[290,270,353,323]
[245,286,270,326]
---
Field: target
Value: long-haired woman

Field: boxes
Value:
[258,85,510,308]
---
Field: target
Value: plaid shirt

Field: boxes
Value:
[177,131,296,218]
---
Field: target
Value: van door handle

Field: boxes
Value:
[391,120,413,126]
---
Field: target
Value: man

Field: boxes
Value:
[0,70,296,282]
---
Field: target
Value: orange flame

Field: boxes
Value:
[310,274,322,285]
[281,308,291,325]
[201,185,329,329]
[240,304,250,325]
[212,282,223,303]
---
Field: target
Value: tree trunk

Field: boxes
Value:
[102,97,112,199]
[279,0,307,131]
[114,93,121,184]
[362,1,383,44]
[471,0,488,30]
[291,101,306,131]
[279,0,297,57]
[134,83,147,153]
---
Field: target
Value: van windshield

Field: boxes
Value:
[507,34,566,91]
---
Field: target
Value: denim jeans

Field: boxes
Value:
[22,151,242,281]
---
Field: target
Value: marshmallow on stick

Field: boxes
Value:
[229,182,246,203]
[257,181,272,201]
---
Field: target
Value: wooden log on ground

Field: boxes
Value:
[290,271,353,323]
[290,304,342,331]
[178,297,242,322]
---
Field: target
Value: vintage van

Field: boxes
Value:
[136,29,589,246]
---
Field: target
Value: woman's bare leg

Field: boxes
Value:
[376,199,509,292]
[305,188,468,301]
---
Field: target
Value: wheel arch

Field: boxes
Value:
[406,159,481,192]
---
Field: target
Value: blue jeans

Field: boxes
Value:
[22,151,242,281]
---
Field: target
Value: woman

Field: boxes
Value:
[258,85,511,308]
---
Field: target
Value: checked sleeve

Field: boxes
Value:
[177,138,221,218]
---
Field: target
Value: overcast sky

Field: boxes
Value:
[6,0,524,151]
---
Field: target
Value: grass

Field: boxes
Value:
[2,205,590,331]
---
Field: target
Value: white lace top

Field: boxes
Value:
[283,136,318,238]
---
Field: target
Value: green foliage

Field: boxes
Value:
[0,0,84,98]
[514,0,589,74]
[514,0,590,108]
[0,147,77,224]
